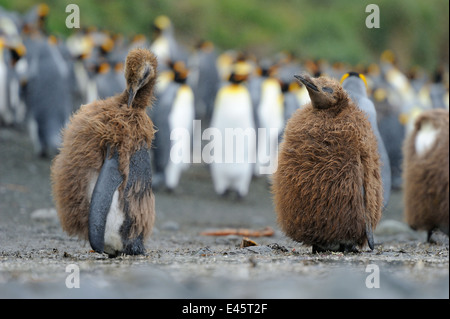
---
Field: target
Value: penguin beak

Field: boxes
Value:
[127,87,136,107]
[294,74,319,92]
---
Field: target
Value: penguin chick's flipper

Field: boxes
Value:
[362,184,375,250]
[120,145,153,256]
[89,145,123,254]
[366,221,375,250]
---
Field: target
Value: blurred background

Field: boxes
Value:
[1,0,449,70]
[0,0,449,195]
[0,0,449,300]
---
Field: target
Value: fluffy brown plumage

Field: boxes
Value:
[402,109,449,241]
[51,48,158,254]
[272,73,383,253]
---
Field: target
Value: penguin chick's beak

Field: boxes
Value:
[294,74,319,92]
[127,87,136,107]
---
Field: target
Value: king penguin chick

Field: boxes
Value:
[51,48,158,257]
[341,72,392,209]
[402,109,449,242]
[272,73,383,253]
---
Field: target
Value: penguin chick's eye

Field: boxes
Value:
[322,87,333,94]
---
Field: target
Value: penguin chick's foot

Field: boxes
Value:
[312,243,359,254]
[106,236,146,258]
[123,234,146,256]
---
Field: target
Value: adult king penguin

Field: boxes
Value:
[23,33,73,157]
[402,109,449,242]
[209,64,256,198]
[254,60,284,176]
[341,72,392,209]
[51,48,158,257]
[151,60,195,191]
[273,73,383,253]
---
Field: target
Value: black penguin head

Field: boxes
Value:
[124,48,158,107]
[294,73,347,110]
[169,60,189,84]
[151,15,172,39]
[228,59,251,84]
[340,71,369,97]
[229,72,247,84]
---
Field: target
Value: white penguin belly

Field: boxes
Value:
[210,85,255,195]
[257,79,284,130]
[166,85,195,188]
[0,60,11,123]
[87,173,124,254]
[415,122,438,157]
[256,80,283,176]
[103,190,124,255]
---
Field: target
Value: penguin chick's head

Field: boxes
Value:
[294,73,348,110]
[125,48,158,107]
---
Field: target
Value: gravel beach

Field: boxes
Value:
[0,126,448,300]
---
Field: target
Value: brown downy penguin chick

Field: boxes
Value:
[51,48,158,257]
[272,73,383,253]
[403,109,449,241]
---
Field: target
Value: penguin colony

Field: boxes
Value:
[272,73,383,252]
[1,6,449,255]
[51,48,157,256]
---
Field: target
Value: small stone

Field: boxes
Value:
[30,208,58,222]
[161,221,180,231]
[240,237,258,248]
[245,245,273,254]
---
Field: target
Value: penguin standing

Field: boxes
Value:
[0,36,23,126]
[402,109,449,241]
[278,65,301,139]
[429,67,449,110]
[272,73,383,253]
[380,50,419,135]
[150,15,178,66]
[254,60,284,176]
[66,30,97,109]
[1,7,28,126]
[51,48,158,256]
[149,76,173,190]
[341,72,392,209]
[94,61,124,100]
[23,34,73,157]
[0,37,10,124]
[188,40,220,122]
[111,55,127,95]
[209,65,256,198]
[151,60,195,191]
[150,15,188,95]
[371,79,405,190]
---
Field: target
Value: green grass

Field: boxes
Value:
[1,0,448,72]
